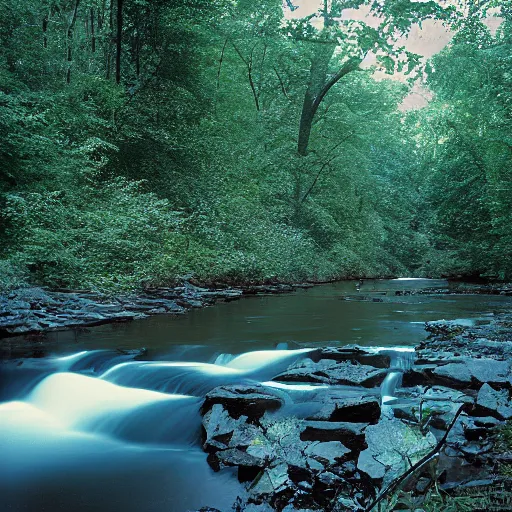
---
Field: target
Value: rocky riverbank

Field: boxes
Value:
[195,312,512,512]
[0,282,313,359]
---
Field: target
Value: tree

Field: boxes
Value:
[288,0,454,156]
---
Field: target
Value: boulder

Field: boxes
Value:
[474,383,512,420]
[307,394,380,424]
[300,421,367,451]
[275,359,387,388]
[357,418,437,485]
[308,347,390,369]
[202,385,283,419]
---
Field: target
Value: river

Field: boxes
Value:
[1,279,511,511]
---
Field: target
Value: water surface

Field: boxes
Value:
[1,279,510,512]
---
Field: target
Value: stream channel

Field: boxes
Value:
[1,279,512,511]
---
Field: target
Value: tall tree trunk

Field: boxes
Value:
[43,12,48,48]
[297,50,360,156]
[66,0,81,84]
[106,0,114,79]
[116,0,124,84]
[297,42,336,156]
[297,0,361,155]
[90,8,96,52]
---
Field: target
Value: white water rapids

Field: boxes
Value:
[0,345,418,512]
[0,348,318,512]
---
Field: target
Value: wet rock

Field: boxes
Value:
[431,359,512,390]
[357,418,436,485]
[202,404,246,451]
[242,504,275,512]
[231,421,266,449]
[406,359,512,390]
[276,359,387,388]
[249,463,292,502]
[217,448,266,469]
[308,347,390,369]
[474,383,512,420]
[300,421,367,451]
[308,393,380,424]
[304,441,350,466]
[332,495,364,512]
[202,385,283,419]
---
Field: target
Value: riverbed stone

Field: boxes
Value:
[299,421,367,450]
[308,346,391,369]
[307,393,381,424]
[202,403,246,451]
[217,448,266,469]
[275,359,387,388]
[474,383,512,420]
[304,441,350,465]
[431,359,512,389]
[404,359,512,390]
[202,385,283,419]
[357,418,437,485]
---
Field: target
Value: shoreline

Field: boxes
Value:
[1,279,511,360]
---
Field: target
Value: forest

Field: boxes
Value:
[1,0,511,293]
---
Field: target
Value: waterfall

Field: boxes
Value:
[376,347,416,407]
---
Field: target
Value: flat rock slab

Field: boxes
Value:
[202,385,283,419]
[275,359,388,388]
[304,441,350,465]
[431,359,512,390]
[357,418,436,484]
[308,347,390,369]
[300,421,367,451]
[307,393,381,424]
[404,359,512,390]
[474,383,512,420]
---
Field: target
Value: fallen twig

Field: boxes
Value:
[365,403,467,512]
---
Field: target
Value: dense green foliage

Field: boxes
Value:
[409,4,512,279]
[0,0,510,291]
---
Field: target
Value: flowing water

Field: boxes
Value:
[1,279,511,512]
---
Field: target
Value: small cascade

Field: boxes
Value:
[376,347,416,407]
[214,353,236,366]
[100,361,245,396]
[225,348,312,372]
[28,372,187,429]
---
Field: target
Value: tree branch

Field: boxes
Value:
[216,39,228,91]
[301,134,353,203]
[365,404,467,512]
[311,56,362,113]
[273,66,290,100]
